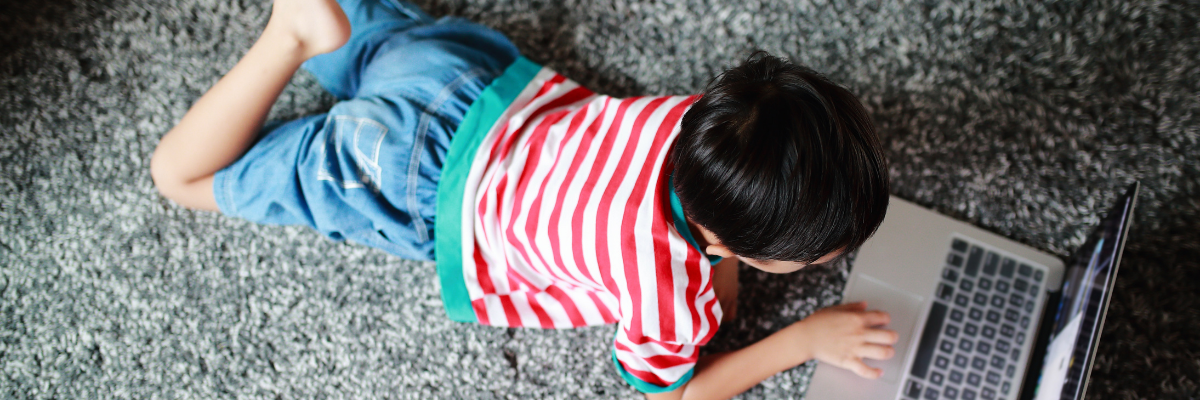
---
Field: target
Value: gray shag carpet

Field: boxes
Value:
[2,0,1199,398]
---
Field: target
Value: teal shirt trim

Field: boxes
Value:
[435,57,542,323]
[668,175,722,265]
[612,349,694,393]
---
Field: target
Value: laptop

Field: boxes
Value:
[807,182,1139,400]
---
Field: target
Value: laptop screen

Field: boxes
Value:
[1032,184,1138,400]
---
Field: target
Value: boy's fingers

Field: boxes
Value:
[864,328,899,344]
[844,358,883,379]
[855,343,896,361]
[860,310,890,327]
[838,301,868,311]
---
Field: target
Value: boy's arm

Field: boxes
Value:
[645,302,897,400]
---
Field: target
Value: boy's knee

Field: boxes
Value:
[149,152,219,211]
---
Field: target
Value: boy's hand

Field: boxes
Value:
[789,302,898,379]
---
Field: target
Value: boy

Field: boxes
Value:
[149,0,898,398]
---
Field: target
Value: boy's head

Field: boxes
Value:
[670,51,890,273]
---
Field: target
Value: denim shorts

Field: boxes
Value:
[212,0,518,261]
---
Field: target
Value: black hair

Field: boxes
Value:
[670,51,889,263]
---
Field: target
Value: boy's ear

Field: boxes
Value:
[705,244,735,258]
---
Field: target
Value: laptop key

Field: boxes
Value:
[991,294,1006,308]
[948,253,964,267]
[986,310,1001,323]
[1030,284,1040,296]
[1006,309,1020,322]
[1021,316,1030,329]
[946,324,960,338]
[1001,382,1011,394]
[969,308,984,321]
[1025,301,1035,313]
[1018,264,1032,277]
[938,283,955,300]
[1006,365,1016,378]
[991,355,1006,370]
[943,267,959,282]
[1000,259,1016,278]
[1016,332,1026,344]
[965,247,984,277]
[931,371,945,385]
[1034,269,1044,282]
[981,326,996,339]
[959,338,973,353]
[986,371,1001,385]
[1011,348,1021,361]
[950,370,964,384]
[951,309,965,322]
[1013,279,1028,292]
[974,293,988,306]
[1009,293,1024,308]
[980,387,995,400]
[961,388,976,400]
[925,387,940,400]
[959,279,974,292]
[996,340,1010,353]
[995,280,1009,293]
[936,355,950,369]
[967,372,982,386]
[912,302,948,378]
[972,357,987,371]
[945,386,959,400]
[941,340,956,353]
[906,380,923,398]
[955,355,969,368]
[976,341,991,355]
[964,323,979,337]
[952,239,969,252]
[982,252,999,275]
[956,294,970,307]
[1000,324,1015,338]
[978,278,992,291]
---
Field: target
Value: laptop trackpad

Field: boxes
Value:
[844,274,925,384]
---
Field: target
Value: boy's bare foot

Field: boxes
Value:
[264,0,351,60]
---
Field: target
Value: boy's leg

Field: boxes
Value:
[150,0,351,211]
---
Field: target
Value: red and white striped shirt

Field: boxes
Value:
[436,57,721,391]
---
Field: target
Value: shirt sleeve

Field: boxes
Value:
[611,327,699,393]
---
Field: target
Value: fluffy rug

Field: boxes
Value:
[1,0,1197,398]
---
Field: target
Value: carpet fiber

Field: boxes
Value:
[2,0,1198,398]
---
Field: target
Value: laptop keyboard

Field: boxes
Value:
[902,238,1046,400]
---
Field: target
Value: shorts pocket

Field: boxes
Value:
[316,116,389,192]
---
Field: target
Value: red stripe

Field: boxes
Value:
[637,99,694,342]
[502,268,555,328]
[612,344,695,371]
[471,298,491,325]
[569,98,640,306]
[521,292,557,329]
[519,103,597,289]
[499,109,589,327]
[586,291,618,323]
[699,295,721,344]
[504,109,570,272]
[495,86,593,163]
[604,97,672,341]
[681,236,704,341]
[499,296,521,327]
[490,86,595,296]
[543,285,587,327]
[473,241,495,295]
[547,98,613,288]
